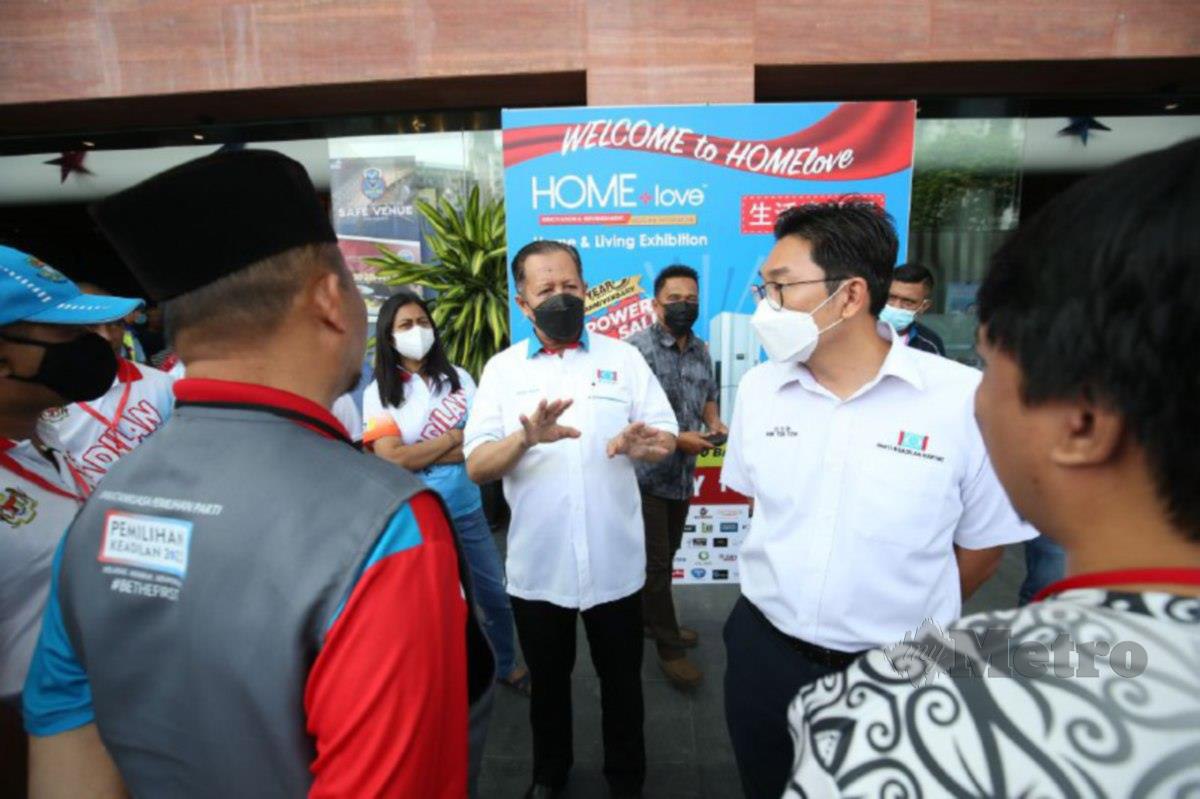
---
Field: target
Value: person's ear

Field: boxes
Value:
[310,271,350,334]
[514,289,533,320]
[1049,400,1124,467]
[840,277,870,318]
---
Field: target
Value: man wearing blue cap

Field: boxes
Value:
[39,281,176,487]
[0,245,141,797]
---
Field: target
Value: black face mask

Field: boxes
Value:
[531,293,585,343]
[3,331,118,403]
[662,301,700,336]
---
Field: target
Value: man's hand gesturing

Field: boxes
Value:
[519,399,582,448]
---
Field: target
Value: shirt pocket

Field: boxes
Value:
[503,388,545,436]
[851,443,953,550]
[587,383,633,440]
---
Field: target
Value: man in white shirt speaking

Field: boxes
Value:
[464,240,677,799]
[719,201,1033,799]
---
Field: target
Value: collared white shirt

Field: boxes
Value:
[0,440,84,697]
[39,359,175,487]
[464,333,678,610]
[721,323,1033,652]
[785,588,1200,798]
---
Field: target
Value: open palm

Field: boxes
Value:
[520,399,581,447]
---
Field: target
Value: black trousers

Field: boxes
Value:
[724,596,853,799]
[639,491,691,659]
[511,591,646,792]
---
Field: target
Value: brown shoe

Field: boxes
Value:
[659,627,700,649]
[659,655,703,689]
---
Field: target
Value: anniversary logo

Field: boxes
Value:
[583,275,656,340]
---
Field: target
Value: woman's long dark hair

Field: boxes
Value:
[374,290,462,408]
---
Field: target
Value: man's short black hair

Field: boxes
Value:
[511,240,583,290]
[654,264,699,297]
[893,262,935,291]
[773,200,898,315]
[978,137,1200,541]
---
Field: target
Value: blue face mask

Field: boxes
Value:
[880,304,917,332]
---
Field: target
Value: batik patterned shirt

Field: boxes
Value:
[785,588,1200,798]
[627,324,717,501]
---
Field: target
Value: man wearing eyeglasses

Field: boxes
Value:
[880,262,946,356]
[719,202,1033,799]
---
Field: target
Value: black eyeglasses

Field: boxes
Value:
[751,279,829,311]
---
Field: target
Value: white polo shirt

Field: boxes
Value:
[39,359,174,486]
[464,333,678,610]
[0,439,85,698]
[721,323,1033,652]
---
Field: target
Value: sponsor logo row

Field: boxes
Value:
[673,568,734,581]
[684,522,747,534]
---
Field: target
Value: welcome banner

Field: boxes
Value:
[502,102,915,347]
[502,102,916,583]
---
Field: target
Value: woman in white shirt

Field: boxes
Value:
[363,291,528,694]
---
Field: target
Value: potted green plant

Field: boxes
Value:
[366,186,509,379]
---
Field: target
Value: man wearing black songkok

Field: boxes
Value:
[23,150,493,799]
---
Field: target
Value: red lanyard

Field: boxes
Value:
[0,441,88,502]
[1033,568,1200,603]
[77,378,133,433]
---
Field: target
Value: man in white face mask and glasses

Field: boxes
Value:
[719,201,1033,799]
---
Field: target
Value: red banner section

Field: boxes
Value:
[693,466,749,506]
[503,102,914,182]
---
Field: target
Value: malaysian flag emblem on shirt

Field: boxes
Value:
[898,431,929,452]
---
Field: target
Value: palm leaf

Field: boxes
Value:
[374,192,508,379]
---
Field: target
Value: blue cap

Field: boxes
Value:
[0,245,143,327]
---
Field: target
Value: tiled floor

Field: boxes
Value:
[478,538,1029,798]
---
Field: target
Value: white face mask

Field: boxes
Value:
[751,283,846,364]
[392,326,435,361]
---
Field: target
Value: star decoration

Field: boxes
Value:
[1058,117,1111,146]
[44,151,93,183]
[639,192,652,204]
